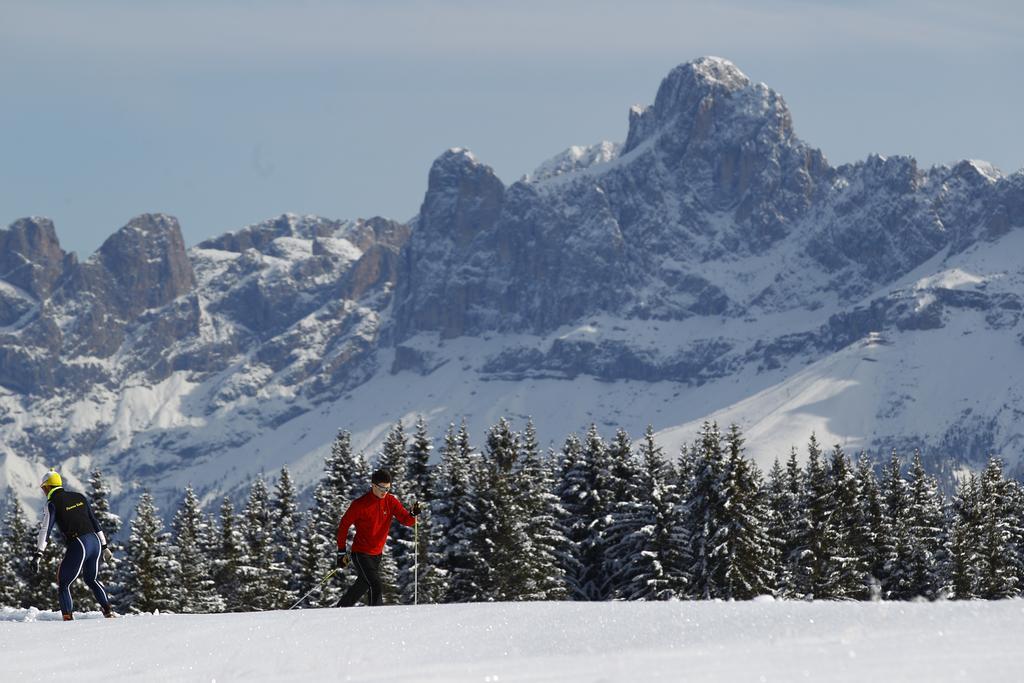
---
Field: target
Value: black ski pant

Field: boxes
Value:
[338,552,383,607]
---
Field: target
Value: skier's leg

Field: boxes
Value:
[57,538,86,617]
[338,554,370,607]
[80,533,111,612]
[362,554,384,607]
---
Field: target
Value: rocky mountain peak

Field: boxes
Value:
[420,148,505,249]
[624,57,793,155]
[93,213,196,316]
[0,216,69,300]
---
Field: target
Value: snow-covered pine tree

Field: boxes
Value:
[375,421,408,604]
[901,450,949,600]
[86,468,123,607]
[172,485,225,613]
[554,432,586,599]
[852,453,886,599]
[562,424,614,600]
[517,420,568,601]
[602,428,645,598]
[717,424,776,600]
[270,467,302,599]
[879,451,913,600]
[237,477,291,610]
[686,421,728,599]
[612,426,688,600]
[1003,478,1024,596]
[0,496,20,607]
[434,422,485,603]
[25,519,63,610]
[400,416,444,604]
[817,445,862,599]
[950,473,982,599]
[472,417,532,601]
[122,491,179,613]
[765,454,800,597]
[976,457,1019,599]
[212,497,245,611]
[1,494,33,607]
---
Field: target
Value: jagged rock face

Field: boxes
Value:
[0,217,70,301]
[392,58,1015,342]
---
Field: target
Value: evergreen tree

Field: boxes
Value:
[86,468,123,607]
[517,420,568,601]
[818,445,862,599]
[950,473,982,599]
[717,424,776,599]
[976,458,1019,598]
[559,424,614,600]
[434,421,485,603]
[852,453,886,599]
[237,477,291,610]
[1,494,33,607]
[686,421,728,599]
[472,417,532,600]
[879,451,913,600]
[172,486,225,613]
[122,492,179,613]
[612,426,688,600]
[554,432,586,599]
[765,454,801,597]
[270,467,302,599]
[212,497,245,611]
[901,450,948,599]
[602,428,645,598]
[400,416,444,604]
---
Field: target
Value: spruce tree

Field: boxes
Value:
[1,494,33,607]
[901,450,948,599]
[122,492,179,613]
[400,416,444,604]
[517,420,568,600]
[818,445,862,599]
[976,458,1019,598]
[765,454,801,597]
[212,497,245,611]
[554,432,586,599]
[238,477,291,610]
[270,467,302,599]
[950,473,981,599]
[718,425,776,599]
[172,485,225,613]
[86,468,123,607]
[612,426,688,600]
[434,421,485,603]
[602,428,645,598]
[852,453,886,599]
[880,451,913,600]
[686,421,728,599]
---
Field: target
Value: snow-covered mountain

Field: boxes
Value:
[2,56,1023,518]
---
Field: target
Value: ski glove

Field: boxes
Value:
[411,501,422,516]
[31,551,42,574]
[102,545,113,563]
[337,550,350,569]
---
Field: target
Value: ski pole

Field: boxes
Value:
[414,515,419,606]
[288,567,338,610]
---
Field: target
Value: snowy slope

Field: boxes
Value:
[3,601,1023,682]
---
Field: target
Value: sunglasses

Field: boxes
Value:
[373,483,392,492]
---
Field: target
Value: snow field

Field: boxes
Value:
[2,600,1023,682]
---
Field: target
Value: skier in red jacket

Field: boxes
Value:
[336,469,420,606]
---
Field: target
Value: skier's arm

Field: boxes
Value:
[85,500,108,546]
[336,503,356,551]
[390,496,416,527]
[36,501,56,551]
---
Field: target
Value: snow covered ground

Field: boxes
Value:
[3,600,1022,682]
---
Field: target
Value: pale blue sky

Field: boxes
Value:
[2,0,1021,257]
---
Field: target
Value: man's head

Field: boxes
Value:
[371,469,392,498]
[40,469,62,496]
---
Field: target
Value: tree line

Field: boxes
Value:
[2,417,1023,612]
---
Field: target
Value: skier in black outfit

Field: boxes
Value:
[36,469,114,620]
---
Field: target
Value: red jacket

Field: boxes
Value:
[337,490,416,555]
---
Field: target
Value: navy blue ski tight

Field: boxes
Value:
[58,532,110,616]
